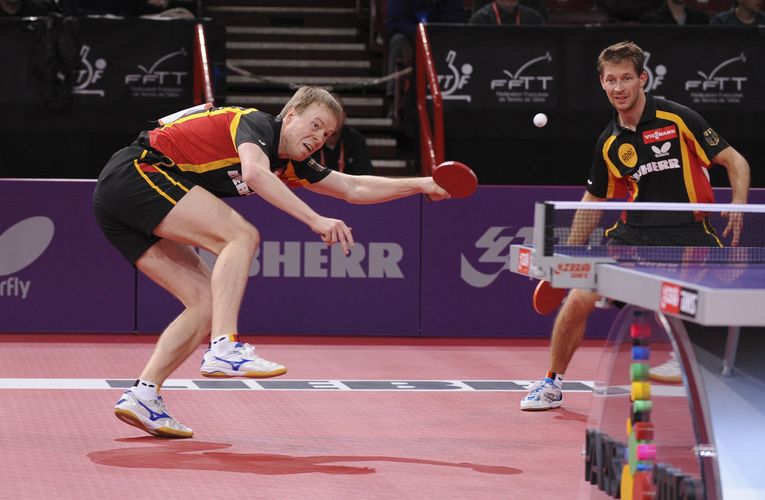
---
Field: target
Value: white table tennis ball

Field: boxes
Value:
[533,113,548,128]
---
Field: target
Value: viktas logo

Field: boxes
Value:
[0,216,55,299]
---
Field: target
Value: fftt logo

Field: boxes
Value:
[461,226,532,288]
[490,52,554,91]
[660,283,680,314]
[125,48,188,86]
[0,216,54,299]
[685,53,747,92]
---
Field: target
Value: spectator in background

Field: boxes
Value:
[313,95,373,175]
[468,0,545,24]
[596,0,662,23]
[639,0,709,24]
[710,0,764,25]
[385,0,465,117]
[0,0,54,15]
[61,0,194,18]
[470,0,548,21]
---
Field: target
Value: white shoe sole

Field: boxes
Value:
[200,366,287,378]
[114,408,193,438]
[520,400,562,411]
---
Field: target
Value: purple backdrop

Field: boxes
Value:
[421,186,619,338]
[136,192,422,335]
[1,180,761,337]
[0,180,134,332]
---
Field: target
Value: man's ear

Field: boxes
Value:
[283,107,296,123]
[639,70,648,89]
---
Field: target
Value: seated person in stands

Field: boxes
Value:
[468,0,545,24]
[639,0,709,24]
[470,0,548,21]
[710,0,765,25]
[386,0,465,117]
[312,95,373,175]
[596,0,662,23]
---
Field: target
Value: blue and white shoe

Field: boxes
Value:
[114,390,193,438]
[520,378,563,411]
[200,342,287,378]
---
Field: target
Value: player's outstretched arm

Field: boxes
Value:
[712,146,750,246]
[307,170,450,204]
[239,143,354,254]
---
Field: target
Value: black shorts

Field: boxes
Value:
[93,144,196,265]
[605,219,722,247]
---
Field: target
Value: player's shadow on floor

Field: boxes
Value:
[87,438,522,476]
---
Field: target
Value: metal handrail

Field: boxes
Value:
[193,22,214,105]
[415,23,444,176]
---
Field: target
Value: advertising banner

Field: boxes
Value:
[0,180,134,332]
[421,186,619,337]
[136,192,423,336]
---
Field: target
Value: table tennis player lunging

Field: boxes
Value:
[93,86,451,437]
[520,41,751,411]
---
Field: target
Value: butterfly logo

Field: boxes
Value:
[651,142,671,158]
[0,217,55,277]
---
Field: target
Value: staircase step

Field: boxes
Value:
[228,58,371,77]
[226,41,367,60]
[226,94,384,116]
[207,6,357,27]
[372,158,414,177]
[226,26,358,43]
[206,0,356,7]
[226,74,387,95]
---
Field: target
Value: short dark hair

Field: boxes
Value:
[597,41,645,76]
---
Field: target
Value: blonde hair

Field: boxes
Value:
[597,41,645,76]
[277,86,343,125]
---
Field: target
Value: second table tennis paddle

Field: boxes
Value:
[532,280,567,315]
[433,161,478,199]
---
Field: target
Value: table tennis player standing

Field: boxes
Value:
[520,40,751,411]
[93,86,450,438]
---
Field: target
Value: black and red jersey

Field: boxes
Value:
[588,94,728,205]
[140,106,331,198]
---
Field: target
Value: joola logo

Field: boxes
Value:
[0,216,54,299]
[642,126,677,144]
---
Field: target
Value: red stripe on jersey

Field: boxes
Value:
[148,111,239,167]
[138,163,159,173]
[683,134,715,204]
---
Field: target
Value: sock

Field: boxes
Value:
[546,371,564,389]
[211,334,240,355]
[130,379,159,400]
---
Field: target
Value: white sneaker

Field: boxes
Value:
[200,342,287,378]
[520,378,563,411]
[114,390,193,438]
[649,353,682,383]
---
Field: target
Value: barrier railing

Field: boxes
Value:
[193,22,214,104]
[415,23,444,176]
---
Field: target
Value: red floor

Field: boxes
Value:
[0,335,607,499]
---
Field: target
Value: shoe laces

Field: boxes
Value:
[150,395,168,412]
[233,342,256,357]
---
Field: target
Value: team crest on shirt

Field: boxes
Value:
[703,128,720,146]
[618,143,638,168]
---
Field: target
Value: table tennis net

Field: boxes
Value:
[539,201,765,264]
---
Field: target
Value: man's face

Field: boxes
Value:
[281,102,338,160]
[599,60,647,114]
[739,0,762,12]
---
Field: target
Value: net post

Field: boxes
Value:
[533,202,555,257]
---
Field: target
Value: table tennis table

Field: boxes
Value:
[509,202,765,500]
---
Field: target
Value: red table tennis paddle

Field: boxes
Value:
[433,161,478,199]
[532,280,567,315]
